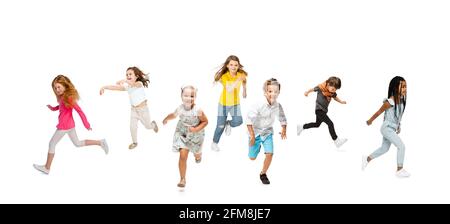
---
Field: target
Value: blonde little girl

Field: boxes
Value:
[163,85,208,188]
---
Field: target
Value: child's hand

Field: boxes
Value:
[243,90,247,98]
[304,91,309,97]
[249,136,255,147]
[189,127,197,132]
[366,120,372,126]
[342,101,347,104]
[162,119,168,125]
[47,105,53,110]
[99,87,105,95]
[280,129,287,140]
[396,127,401,134]
[87,128,92,131]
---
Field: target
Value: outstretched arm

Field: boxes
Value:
[367,101,391,125]
[225,75,245,93]
[162,113,177,125]
[100,85,126,95]
[47,104,59,111]
[334,96,347,104]
[190,110,208,132]
[304,88,314,97]
[277,104,287,139]
[73,103,91,130]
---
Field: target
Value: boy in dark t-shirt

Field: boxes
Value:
[297,76,348,149]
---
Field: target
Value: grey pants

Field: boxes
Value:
[48,128,86,153]
[369,125,405,166]
[130,106,155,143]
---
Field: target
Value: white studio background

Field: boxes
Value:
[0,0,448,203]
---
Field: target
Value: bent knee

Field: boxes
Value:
[73,141,85,147]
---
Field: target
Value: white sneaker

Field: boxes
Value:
[334,138,348,148]
[33,164,49,174]
[361,155,369,171]
[297,124,304,136]
[224,121,231,136]
[396,169,411,178]
[211,142,220,152]
[152,121,159,133]
[129,143,138,150]
[100,139,109,155]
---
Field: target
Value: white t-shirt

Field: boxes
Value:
[126,85,147,106]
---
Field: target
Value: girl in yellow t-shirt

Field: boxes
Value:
[211,55,248,151]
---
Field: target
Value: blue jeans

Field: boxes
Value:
[213,104,243,143]
[369,124,406,166]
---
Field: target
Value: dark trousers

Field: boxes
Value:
[303,110,338,140]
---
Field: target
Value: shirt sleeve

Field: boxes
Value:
[50,105,60,111]
[313,86,320,92]
[73,103,91,129]
[277,103,287,126]
[246,103,259,126]
[385,98,395,106]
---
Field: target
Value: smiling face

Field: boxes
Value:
[226,60,239,74]
[264,84,280,105]
[53,82,66,96]
[126,69,138,83]
[181,87,196,108]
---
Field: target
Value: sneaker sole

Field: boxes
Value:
[361,156,368,171]
[33,165,49,174]
[336,139,348,148]
[297,125,303,136]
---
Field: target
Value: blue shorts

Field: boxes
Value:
[248,134,274,159]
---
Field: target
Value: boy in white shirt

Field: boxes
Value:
[247,78,287,185]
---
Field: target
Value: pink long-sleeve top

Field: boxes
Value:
[49,98,91,130]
